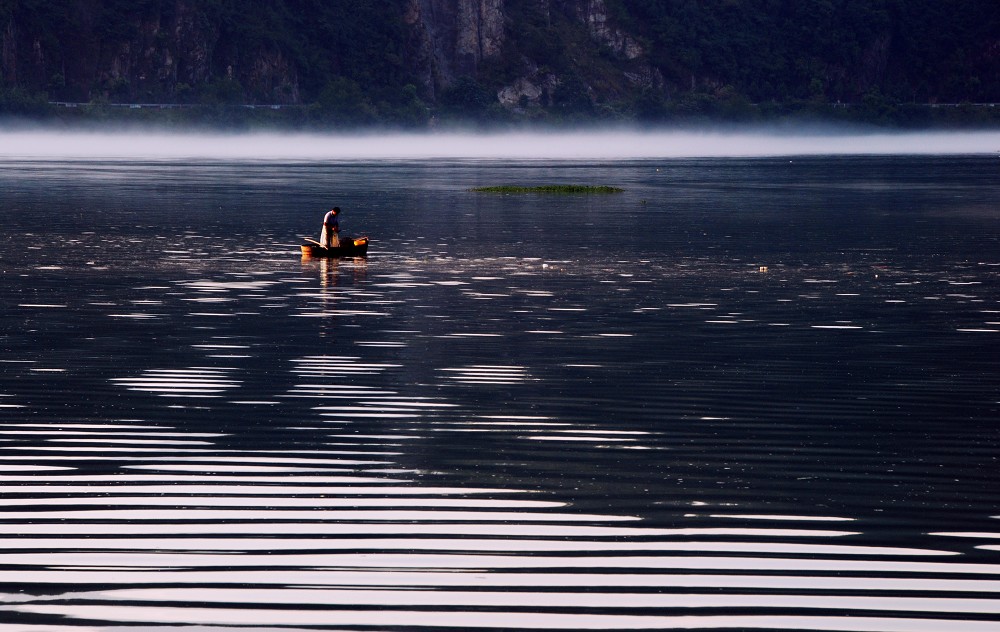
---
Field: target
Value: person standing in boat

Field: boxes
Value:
[320,207,341,248]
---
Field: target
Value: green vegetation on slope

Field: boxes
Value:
[610,0,999,105]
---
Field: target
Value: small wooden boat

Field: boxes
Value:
[301,236,369,258]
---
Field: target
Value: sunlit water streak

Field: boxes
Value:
[0,153,998,630]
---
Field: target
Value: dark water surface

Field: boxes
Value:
[1,155,999,630]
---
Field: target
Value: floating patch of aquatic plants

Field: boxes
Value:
[470,185,624,194]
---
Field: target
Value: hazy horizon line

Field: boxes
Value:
[0,127,997,161]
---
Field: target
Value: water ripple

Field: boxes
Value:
[111,368,241,397]
[3,156,1000,630]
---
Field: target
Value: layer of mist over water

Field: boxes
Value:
[0,144,998,630]
[0,128,999,160]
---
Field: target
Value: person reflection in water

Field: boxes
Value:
[320,207,341,248]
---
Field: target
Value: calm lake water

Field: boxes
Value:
[1,150,999,630]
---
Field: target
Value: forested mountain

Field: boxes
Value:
[1,0,997,126]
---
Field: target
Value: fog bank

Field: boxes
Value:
[1,129,998,161]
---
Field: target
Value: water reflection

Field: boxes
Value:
[2,426,995,631]
[1,155,999,630]
[4,316,999,632]
[112,367,242,397]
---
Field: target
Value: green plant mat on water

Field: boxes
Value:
[470,185,624,194]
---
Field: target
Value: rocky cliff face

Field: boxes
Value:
[405,0,506,100]
[573,0,643,60]
[404,0,661,108]
[494,0,662,109]
[0,0,661,108]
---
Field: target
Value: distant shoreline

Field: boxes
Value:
[0,99,998,133]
